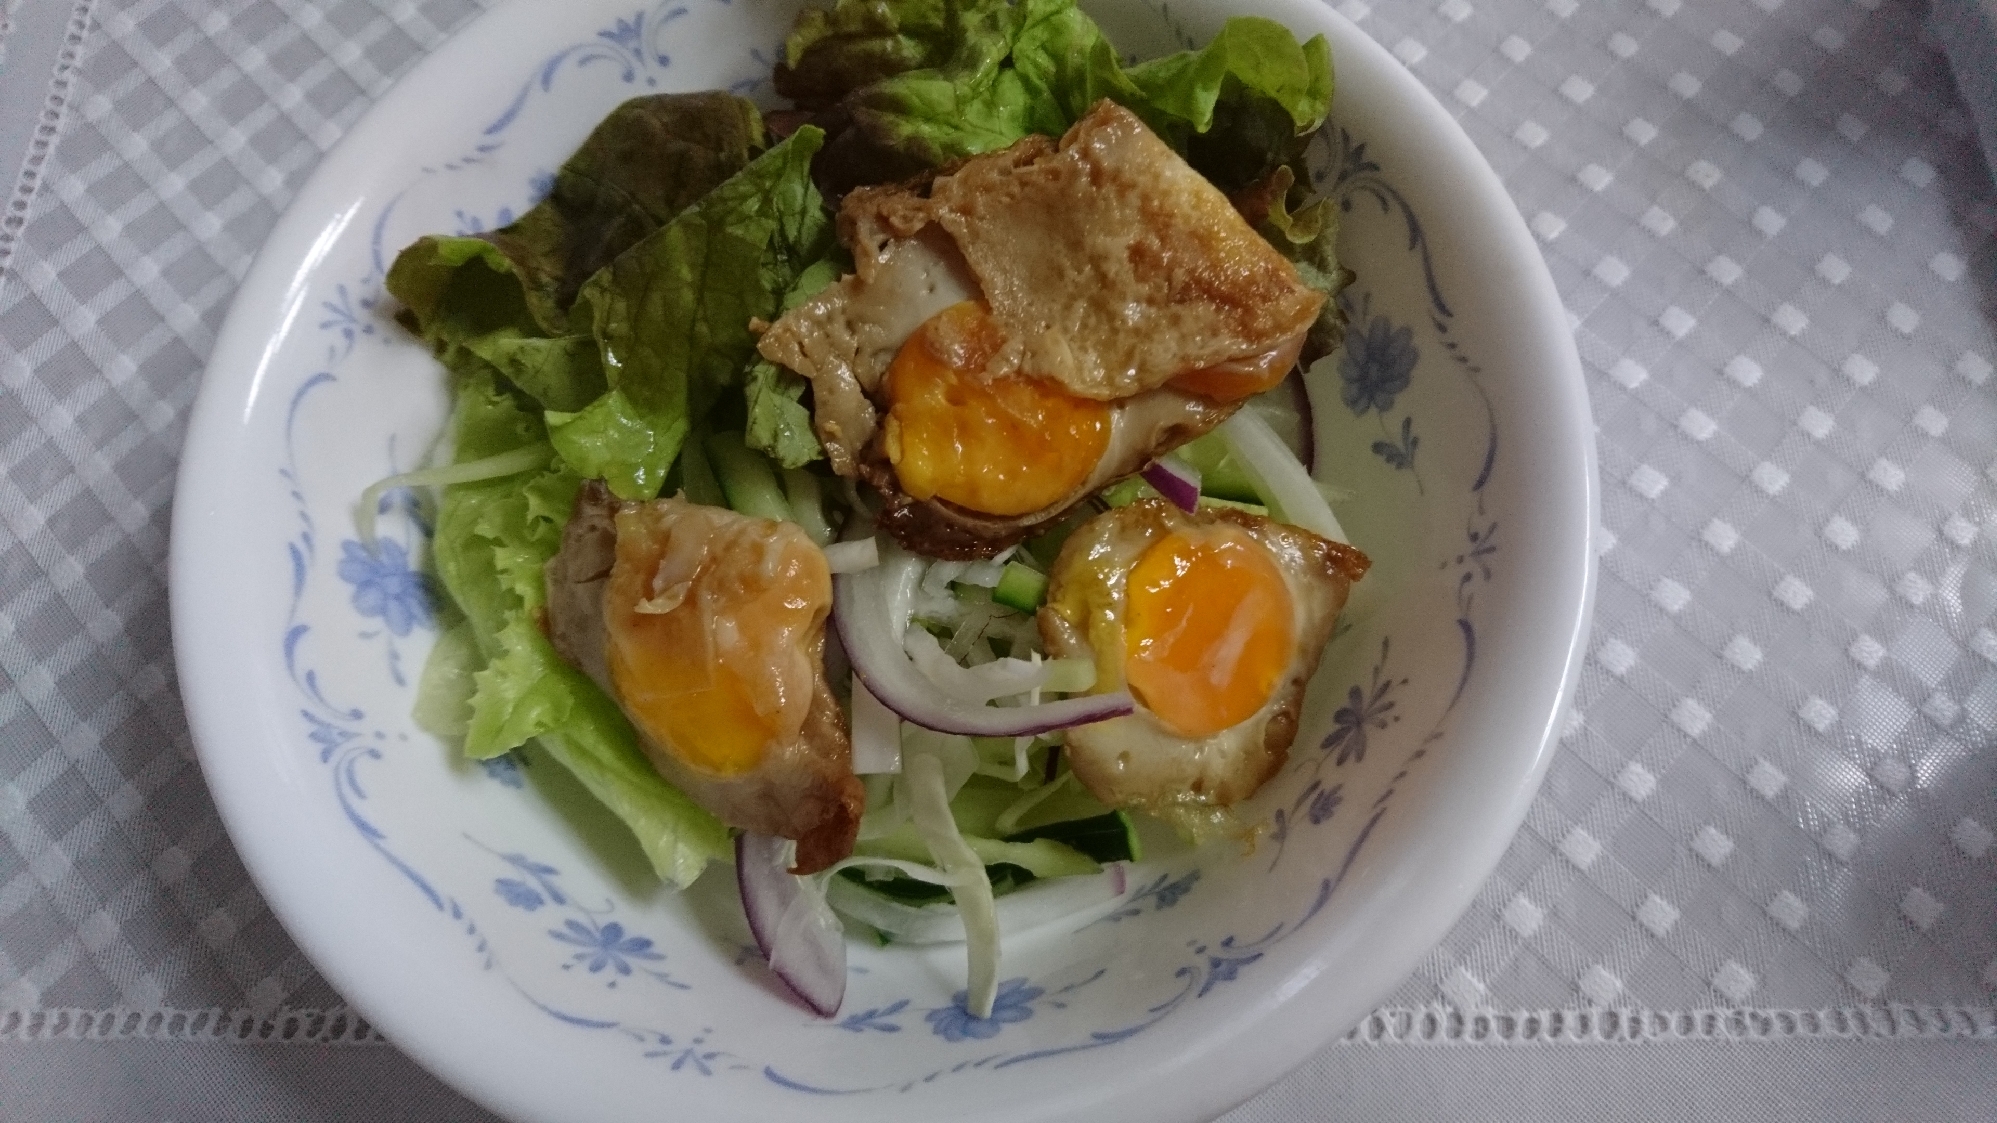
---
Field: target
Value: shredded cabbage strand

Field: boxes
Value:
[1219,410,1349,544]
[904,748,999,1017]
[356,443,552,547]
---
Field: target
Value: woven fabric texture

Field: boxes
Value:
[0,0,1992,1060]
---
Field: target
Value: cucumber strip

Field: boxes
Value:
[1175,430,1261,502]
[1023,507,1093,569]
[992,561,1048,612]
[705,431,790,522]
[1196,495,1270,516]
[1098,477,1148,507]
[856,822,1100,880]
[780,467,834,545]
[833,862,1038,907]
[1004,810,1142,864]
[993,771,1075,836]
[677,434,726,507]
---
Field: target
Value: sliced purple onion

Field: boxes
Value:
[1141,457,1202,512]
[737,832,846,1017]
[833,548,1134,737]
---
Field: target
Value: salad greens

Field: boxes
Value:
[382,0,1345,894]
[781,0,1349,357]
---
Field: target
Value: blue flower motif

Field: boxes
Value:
[495,877,544,911]
[1307,784,1343,825]
[925,978,1043,1042]
[1324,684,1389,766]
[1339,314,1417,416]
[526,170,557,207]
[835,999,908,1033]
[599,15,644,50]
[552,919,664,975]
[1322,641,1405,767]
[1153,870,1200,908]
[478,753,525,789]
[336,539,433,636]
[1199,952,1264,997]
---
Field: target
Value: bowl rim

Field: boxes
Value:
[167,0,1598,1119]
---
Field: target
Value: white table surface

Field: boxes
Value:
[1,0,1993,1119]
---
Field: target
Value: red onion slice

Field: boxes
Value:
[737,832,846,1017]
[1140,458,1202,512]
[833,548,1134,737]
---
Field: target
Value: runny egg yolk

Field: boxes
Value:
[1122,525,1295,738]
[605,506,829,776]
[883,301,1112,517]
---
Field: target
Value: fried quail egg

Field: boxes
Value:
[756,99,1324,558]
[544,483,864,873]
[1037,498,1370,837]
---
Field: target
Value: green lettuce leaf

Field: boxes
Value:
[426,369,728,885]
[384,93,764,414]
[742,252,843,468]
[1125,18,1331,134]
[489,92,764,332]
[572,125,833,498]
[775,0,989,107]
[1005,0,1149,135]
[385,237,607,412]
[788,0,1334,197]
[743,360,823,469]
[1238,162,1355,363]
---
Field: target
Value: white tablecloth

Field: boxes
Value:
[1,0,1993,1118]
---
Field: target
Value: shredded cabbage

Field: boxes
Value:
[1220,409,1350,543]
[904,748,999,1017]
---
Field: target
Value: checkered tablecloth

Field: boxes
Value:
[1,0,1993,1119]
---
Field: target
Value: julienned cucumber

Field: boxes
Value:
[839,811,1140,907]
[705,431,790,522]
[1175,431,1261,502]
[1005,810,1141,864]
[992,561,1048,612]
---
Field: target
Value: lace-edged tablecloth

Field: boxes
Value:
[0,0,1993,1118]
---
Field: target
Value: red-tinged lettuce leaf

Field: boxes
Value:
[384,92,764,412]
[775,0,987,108]
[562,126,833,498]
[385,236,608,412]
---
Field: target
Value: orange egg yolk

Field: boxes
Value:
[883,301,1112,517]
[1122,526,1295,737]
[605,505,829,776]
[1168,330,1307,403]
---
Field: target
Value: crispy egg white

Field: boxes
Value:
[756,101,1323,558]
[1038,499,1369,838]
[544,483,863,873]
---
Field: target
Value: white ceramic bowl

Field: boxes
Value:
[170,0,1596,1119]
